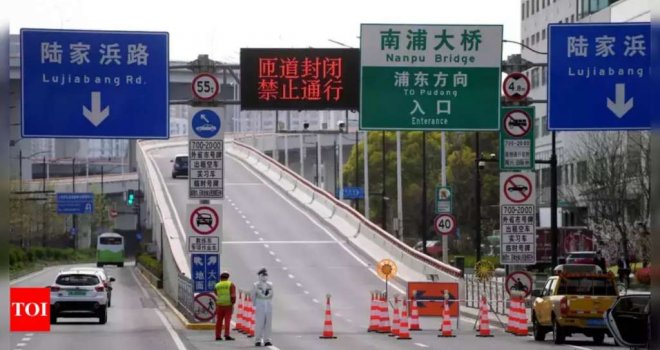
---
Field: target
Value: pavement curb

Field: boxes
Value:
[135,266,215,330]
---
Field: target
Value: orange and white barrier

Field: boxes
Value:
[476,295,493,337]
[409,293,421,331]
[319,294,337,339]
[389,296,400,337]
[368,291,379,332]
[397,299,412,340]
[378,293,391,334]
[438,291,455,338]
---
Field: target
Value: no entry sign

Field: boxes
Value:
[189,205,221,235]
[505,271,533,297]
[500,172,535,205]
[503,110,532,137]
[193,292,216,322]
[499,106,535,171]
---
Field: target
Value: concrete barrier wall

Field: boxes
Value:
[227,140,462,283]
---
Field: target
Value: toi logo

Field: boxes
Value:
[10,288,51,332]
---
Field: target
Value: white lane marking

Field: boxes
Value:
[275,258,282,263]
[222,240,337,244]
[250,226,255,229]
[259,237,264,241]
[246,220,251,225]
[25,334,33,337]
[133,266,188,350]
[269,251,276,256]
[312,299,319,303]
[346,319,353,323]
[296,283,302,287]
[336,313,342,317]
[414,343,429,348]
[288,274,295,279]
[21,338,30,341]
[304,291,310,295]
[231,155,407,294]
[241,215,246,219]
[254,231,260,235]
[568,346,593,350]
[282,267,288,271]
[264,244,270,248]
[16,344,26,347]
[267,346,280,350]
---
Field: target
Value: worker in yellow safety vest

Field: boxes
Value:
[214,271,236,341]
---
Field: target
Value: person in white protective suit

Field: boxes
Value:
[251,268,273,347]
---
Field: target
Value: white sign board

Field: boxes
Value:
[187,204,222,253]
[188,106,225,199]
[500,204,536,265]
[500,171,535,205]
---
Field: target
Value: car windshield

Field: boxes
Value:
[569,253,595,258]
[100,237,122,245]
[56,274,100,286]
[558,277,617,296]
[176,157,188,165]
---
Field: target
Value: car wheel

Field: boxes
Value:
[98,306,107,324]
[593,332,605,345]
[108,296,111,308]
[118,263,124,268]
[172,173,176,179]
[50,312,57,324]
[532,314,546,341]
[552,317,565,345]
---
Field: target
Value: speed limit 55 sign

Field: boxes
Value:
[192,73,220,101]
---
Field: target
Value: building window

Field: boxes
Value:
[577,161,587,183]
[569,163,574,185]
[527,0,530,17]
[571,14,575,22]
[532,35,536,45]
[542,115,549,136]
[541,66,547,85]
[532,0,535,14]
[542,29,546,40]
[565,17,569,23]
[536,0,540,12]
[522,3,526,19]
[541,167,551,188]
[557,165,564,186]
[531,67,539,88]
[542,0,545,8]
[535,32,540,43]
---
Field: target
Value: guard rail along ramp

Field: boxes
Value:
[228,135,462,284]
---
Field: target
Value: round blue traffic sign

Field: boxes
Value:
[191,109,221,138]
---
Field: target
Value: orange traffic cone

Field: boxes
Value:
[438,298,455,337]
[389,296,400,337]
[476,296,493,337]
[378,293,391,334]
[516,294,529,336]
[368,291,379,332]
[247,296,255,338]
[506,294,519,334]
[397,299,412,340]
[409,294,421,331]
[320,294,337,339]
[237,292,246,333]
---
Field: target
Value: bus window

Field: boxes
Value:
[100,237,122,245]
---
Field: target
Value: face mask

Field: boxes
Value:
[259,275,268,283]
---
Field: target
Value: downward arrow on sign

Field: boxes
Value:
[606,83,634,118]
[83,91,110,126]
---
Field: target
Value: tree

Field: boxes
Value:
[342,131,500,254]
[567,131,650,263]
[9,181,65,247]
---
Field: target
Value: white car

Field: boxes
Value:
[66,267,115,307]
[49,270,108,324]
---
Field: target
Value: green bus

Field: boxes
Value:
[97,232,125,267]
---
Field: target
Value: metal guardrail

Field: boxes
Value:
[177,273,195,321]
[465,274,507,314]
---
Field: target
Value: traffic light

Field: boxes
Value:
[127,189,135,206]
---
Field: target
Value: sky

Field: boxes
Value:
[9,0,522,62]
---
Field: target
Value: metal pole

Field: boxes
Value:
[300,134,305,178]
[284,134,289,168]
[316,134,321,187]
[364,132,370,219]
[441,131,449,263]
[19,149,22,192]
[101,165,104,195]
[73,157,77,250]
[355,129,360,212]
[396,131,403,240]
[42,156,46,192]
[381,131,387,230]
[422,132,428,255]
[551,131,558,267]
[338,132,343,200]
[334,139,338,198]
[475,133,482,262]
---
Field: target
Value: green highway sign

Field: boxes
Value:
[499,107,535,171]
[435,186,452,214]
[359,24,503,131]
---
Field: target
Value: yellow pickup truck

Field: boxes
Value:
[532,270,618,345]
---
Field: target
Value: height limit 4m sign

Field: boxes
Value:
[499,107,535,171]
[500,171,536,265]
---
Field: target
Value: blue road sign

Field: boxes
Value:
[69,227,77,237]
[57,192,94,214]
[191,253,220,293]
[21,29,169,138]
[335,186,365,200]
[548,23,650,130]
[191,109,222,139]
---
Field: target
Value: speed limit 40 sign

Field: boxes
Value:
[192,73,220,101]
[434,213,457,236]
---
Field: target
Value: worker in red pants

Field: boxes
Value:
[214,271,236,341]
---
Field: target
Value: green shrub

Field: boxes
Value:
[137,253,162,277]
